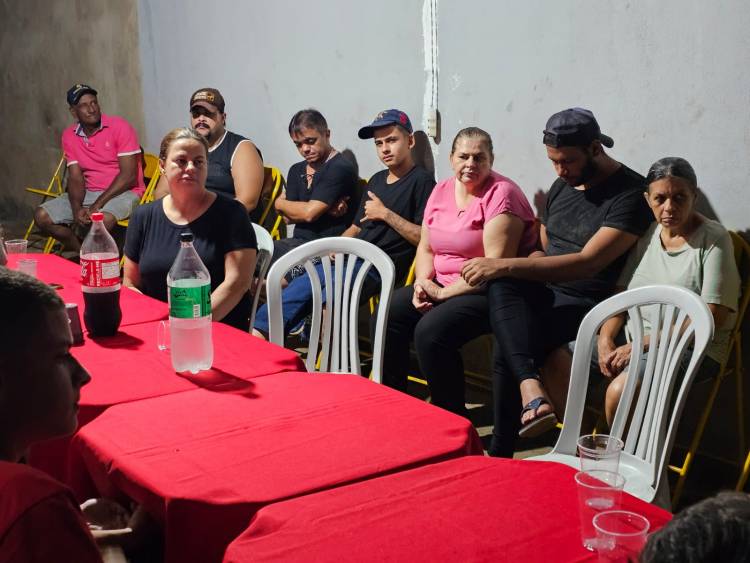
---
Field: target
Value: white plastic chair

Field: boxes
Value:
[250,224,274,331]
[265,237,395,382]
[527,285,714,506]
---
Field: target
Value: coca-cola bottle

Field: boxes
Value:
[80,212,122,336]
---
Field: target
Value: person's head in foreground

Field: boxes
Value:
[358,109,415,172]
[450,126,494,190]
[640,491,750,562]
[644,156,699,235]
[542,107,614,187]
[0,269,91,462]
[288,108,333,165]
[189,87,227,145]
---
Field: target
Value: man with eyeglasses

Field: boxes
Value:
[155,87,265,220]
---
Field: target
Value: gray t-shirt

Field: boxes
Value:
[618,218,740,363]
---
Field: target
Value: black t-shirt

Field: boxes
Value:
[353,166,435,280]
[285,153,358,241]
[124,196,257,329]
[542,165,652,300]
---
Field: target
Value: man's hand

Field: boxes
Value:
[360,191,389,223]
[88,198,105,215]
[327,196,350,218]
[461,257,503,286]
[75,207,92,226]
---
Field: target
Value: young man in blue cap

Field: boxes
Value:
[35,84,145,252]
[253,109,434,339]
[460,108,652,455]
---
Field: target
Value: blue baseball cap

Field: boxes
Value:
[358,109,413,139]
[67,84,98,106]
[543,108,614,148]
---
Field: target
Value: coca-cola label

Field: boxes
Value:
[169,284,211,319]
[80,257,120,287]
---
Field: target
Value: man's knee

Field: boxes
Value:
[606,374,626,404]
[101,212,118,231]
[34,206,53,227]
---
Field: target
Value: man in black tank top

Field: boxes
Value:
[155,88,265,220]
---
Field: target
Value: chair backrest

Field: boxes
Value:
[249,223,274,330]
[265,237,395,381]
[24,155,67,198]
[258,166,286,229]
[553,285,714,493]
[140,153,161,204]
[728,232,750,350]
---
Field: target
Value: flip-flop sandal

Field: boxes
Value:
[518,396,558,439]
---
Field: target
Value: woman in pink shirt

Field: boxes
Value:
[381,127,538,416]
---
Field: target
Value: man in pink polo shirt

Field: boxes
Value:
[34,84,145,252]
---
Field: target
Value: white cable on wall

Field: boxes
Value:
[422,0,439,149]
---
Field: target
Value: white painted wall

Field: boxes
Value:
[139,0,750,230]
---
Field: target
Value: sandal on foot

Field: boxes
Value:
[518,396,558,439]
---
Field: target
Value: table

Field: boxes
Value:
[21,252,169,326]
[29,320,305,484]
[224,456,672,563]
[71,372,484,562]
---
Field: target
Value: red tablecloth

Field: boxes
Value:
[224,456,672,563]
[71,372,483,562]
[20,253,169,326]
[29,320,305,484]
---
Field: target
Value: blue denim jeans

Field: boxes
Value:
[253,259,380,336]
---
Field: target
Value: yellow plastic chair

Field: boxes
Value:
[118,153,160,267]
[117,152,160,228]
[738,449,750,491]
[258,166,285,234]
[23,155,67,253]
[669,231,750,505]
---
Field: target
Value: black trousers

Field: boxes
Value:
[487,278,597,456]
[380,286,491,416]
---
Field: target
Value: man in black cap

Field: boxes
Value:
[460,107,652,455]
[154,87,265,219]
[34,84,146,252]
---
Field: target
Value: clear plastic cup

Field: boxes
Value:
[593,510,650,562]
[4,239,28,254]
[17,258,38,277]
[578,434,625,473]
[575,470,626,551]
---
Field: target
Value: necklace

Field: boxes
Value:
[305,150,338,188]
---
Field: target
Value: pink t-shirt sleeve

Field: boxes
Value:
[62,128,79,166]
[114,118,142,156]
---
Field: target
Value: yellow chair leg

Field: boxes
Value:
[669,373,725,506]
[737,450,750,491]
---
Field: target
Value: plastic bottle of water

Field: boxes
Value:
[167,232,213,373]
[80,212,121,336]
